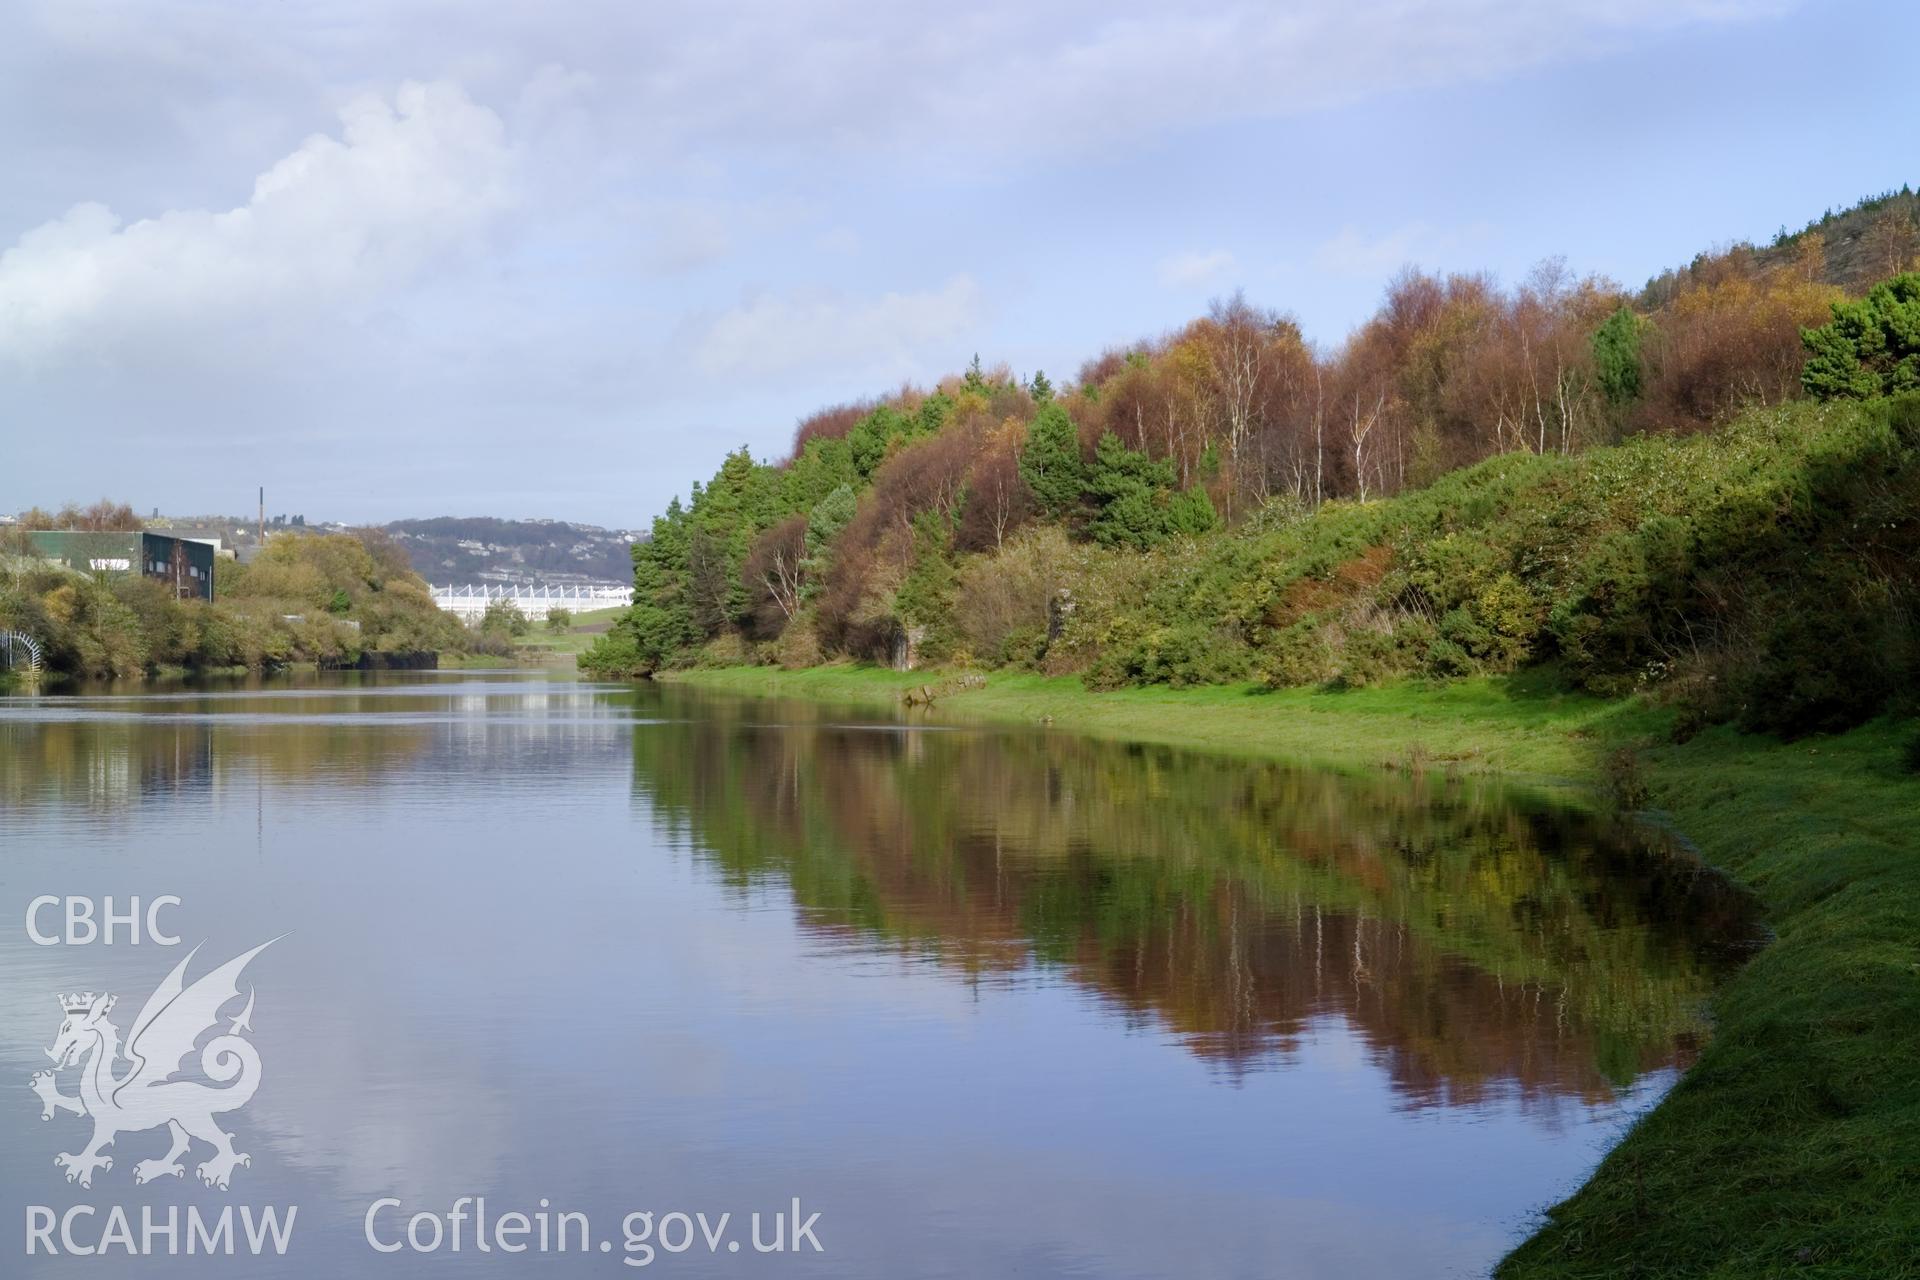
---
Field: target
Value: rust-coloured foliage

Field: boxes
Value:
[742,513,809,639]
[641,191,1920,677]
[789,400,876,458]
[955,420,1034,553]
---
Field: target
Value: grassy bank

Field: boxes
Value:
[513,606,629,661]
[667,664,1663,787]
[665,663,1920,1278]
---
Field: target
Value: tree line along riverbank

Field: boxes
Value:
[585,273,1920,749]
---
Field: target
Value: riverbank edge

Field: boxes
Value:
[659,663,1920,1278]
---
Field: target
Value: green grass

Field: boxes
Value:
[666,664,1662,788]
[512,606,630,660]
[664,662,1920,1279]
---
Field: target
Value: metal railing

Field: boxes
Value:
[0,630,43,674]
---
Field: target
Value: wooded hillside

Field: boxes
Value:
[585,190,1920,738]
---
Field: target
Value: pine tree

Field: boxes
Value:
[1019,403,1085,518]
[1802,273,1920,400]
[964,353,986,392]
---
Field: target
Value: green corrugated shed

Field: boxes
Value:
[27,531,216,602]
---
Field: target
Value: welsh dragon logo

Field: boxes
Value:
[29,939,278,1190]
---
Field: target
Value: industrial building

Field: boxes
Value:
[27,530,217,602]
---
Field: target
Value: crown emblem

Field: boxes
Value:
[59,992,111,1016]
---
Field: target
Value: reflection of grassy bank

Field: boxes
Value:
[667,665,1660,789]
[667,664,1920,1279]
[438,654,524,669]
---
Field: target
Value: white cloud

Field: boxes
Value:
[1313,225,1431,277]
[0,2,1796,171]
[0,80,517,365]
[1312,222,1494,277]
[1157,249,1236,289]
[691,277,984,379]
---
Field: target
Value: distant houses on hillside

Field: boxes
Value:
[9,508,640,595]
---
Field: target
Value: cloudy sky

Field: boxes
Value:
[2,0,1914,527]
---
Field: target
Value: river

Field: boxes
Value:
[0,670,1760,1278]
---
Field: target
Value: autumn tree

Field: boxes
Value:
[956,420,1032,552]
[811,427,976,657]
[1169,294,1320,518]
[1452,261,1613,458]
[1088,351,1187,479]
[743,513,809,637]
[790,401,874,453]
[1325,322,1397,501]
[1639,264,1840,428]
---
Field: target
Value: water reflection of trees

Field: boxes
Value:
[630,692,1760,1107]
[0,717,435,812]
[1,675,635,813]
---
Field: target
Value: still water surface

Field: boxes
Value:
[0,671,1759,1278]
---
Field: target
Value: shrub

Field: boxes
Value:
[1731,594,1907,738]
[953,526,1074,662]
[1258,622,1336,688]
[1086,622,1251,690]
[1423,634,1475,679]
[697,631,753,668]
[773,616,825,669]
[1327,620,1432,690]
